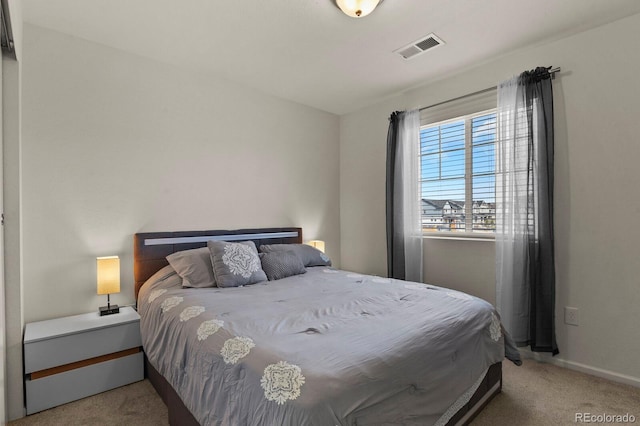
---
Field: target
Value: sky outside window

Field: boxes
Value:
[420,111,496,233]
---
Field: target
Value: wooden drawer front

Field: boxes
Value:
[24,322,141,373]
[25,351,143,415]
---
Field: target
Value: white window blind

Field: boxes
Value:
[420,89,497,235]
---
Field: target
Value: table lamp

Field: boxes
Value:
[307,240,326,253]
[97,256,120,316]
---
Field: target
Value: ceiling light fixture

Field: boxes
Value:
[335,0,383,18]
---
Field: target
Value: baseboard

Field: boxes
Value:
[520,349,640,388]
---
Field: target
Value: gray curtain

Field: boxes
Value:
[386,110,423,282]
[496,67,558,354]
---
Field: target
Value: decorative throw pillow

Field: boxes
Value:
[259,244,331,267]
[208,240,267,288]
[167,247,217,288]
[260,251,307,281]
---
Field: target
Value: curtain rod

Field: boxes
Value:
[419,67,561,112]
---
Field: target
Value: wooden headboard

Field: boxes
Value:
[133,227,303,299]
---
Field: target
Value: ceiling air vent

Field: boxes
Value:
[394,33,445,60]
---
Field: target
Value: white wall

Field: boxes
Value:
[4,21,342,420]
[20,23,340,322]
[341,13,640,384]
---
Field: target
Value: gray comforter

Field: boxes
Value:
[138,266,519,425]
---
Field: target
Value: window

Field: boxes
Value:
[420,107,497,235]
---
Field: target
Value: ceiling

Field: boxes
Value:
[22,0,640,115]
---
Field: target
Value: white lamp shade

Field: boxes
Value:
[336,0,381,18]
[307,240,326,253]
[97,256,120,295]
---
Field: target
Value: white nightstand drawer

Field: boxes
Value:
[25,351,143,414]
[24,321,141,373]
[24,307,144,414]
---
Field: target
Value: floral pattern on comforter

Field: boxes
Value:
[139,266,513,425]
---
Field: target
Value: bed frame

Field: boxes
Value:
[133,227,502,426]
[134,227,303,299]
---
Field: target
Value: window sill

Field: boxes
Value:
[422,233,495,242]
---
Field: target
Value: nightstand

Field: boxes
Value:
[24,306,143,414]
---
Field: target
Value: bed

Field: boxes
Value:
[134,227,518,425]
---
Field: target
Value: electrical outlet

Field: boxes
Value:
[565,307,579,326]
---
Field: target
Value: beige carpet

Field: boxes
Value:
[10,360,640,425]
[9,380,168,426]
[473,361,640,425]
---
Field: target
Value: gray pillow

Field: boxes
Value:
[167,247,216,288]
[208,240,267,288]
[260,244,331,267]
[260,251,307,281]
